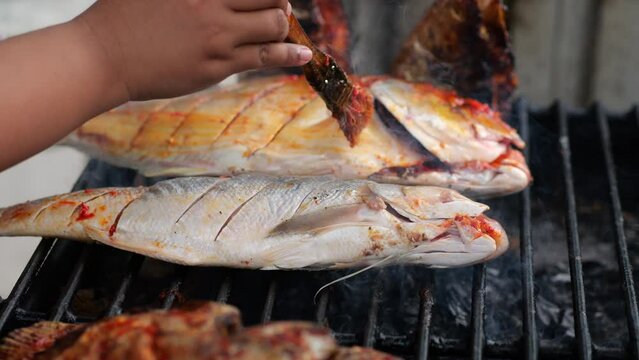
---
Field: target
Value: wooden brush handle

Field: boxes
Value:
[286,13,328,66]
[285,12,368,146]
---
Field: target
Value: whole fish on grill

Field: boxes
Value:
[393,0,517,112]
[0,301,399,359]
[0,174,507,268]
[62,75,530,199]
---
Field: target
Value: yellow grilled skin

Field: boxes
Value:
[64,75,531,198]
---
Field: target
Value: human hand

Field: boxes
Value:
[76,0,311,100]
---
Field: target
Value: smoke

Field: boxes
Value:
[342,0,431,75]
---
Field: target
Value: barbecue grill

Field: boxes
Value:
[0,100,637,359]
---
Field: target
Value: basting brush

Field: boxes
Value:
[286,13,373,146]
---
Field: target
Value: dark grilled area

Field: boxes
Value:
[0,101,638,359]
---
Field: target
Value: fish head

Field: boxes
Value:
[365,77,531,198]
[392,215,509,268]
[369,184,509,267]
[257,182,508,270]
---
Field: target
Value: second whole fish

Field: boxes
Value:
[63,75,531,199]
[0,174,508,269]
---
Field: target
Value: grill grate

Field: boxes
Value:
[519,99,537,360]
[597,105,639,359]
[558,103,592,359]
[1,101,638,359]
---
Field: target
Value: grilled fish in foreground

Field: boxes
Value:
[63,75,531,198]
[0,301,398,359]
[0,175,507,268]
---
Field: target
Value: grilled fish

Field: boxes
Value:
[392,0,517,112]
[0,174,507,268]
[63,75,531,198]
[0,301,398,359]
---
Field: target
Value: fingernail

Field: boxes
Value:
[286,2,292,16]
[298,46,313,63]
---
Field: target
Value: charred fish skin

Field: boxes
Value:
[63,75,531,198]
[392,0,517,113]
[0,175,508,269]
[0,302,242,360]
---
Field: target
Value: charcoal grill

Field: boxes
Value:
[1,101,638,359]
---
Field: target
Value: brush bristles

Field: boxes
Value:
[339,85,374,146]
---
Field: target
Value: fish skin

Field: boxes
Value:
[369,148,531,199]
[369,78,524,163]
[229,322,337,360]
[0,188,145,241]
[62,75,531,198]
[0,175,508,269]
[25,302,242,360]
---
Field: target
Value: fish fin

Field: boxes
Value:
[264,242,318,269]
[0,321,82,360]
[269,204,386,237]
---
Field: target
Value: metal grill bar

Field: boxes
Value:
[105,177,148,313]
[557,102,592,360]
[0,238,55,332]
[363,276,383,347]
[217,276,232,303]
[518,100,538,360]
[596,104,639,358]
[107,255,144,317]
[49,244,92,322]
[261,280,278,323]
[315,292,329,325]
[14,309,49,323]
[471,264,486,360]
[162,267,186,309]
[415,283,435,360]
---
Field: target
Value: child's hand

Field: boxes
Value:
[76,0,310,100]
[0,0,310,170]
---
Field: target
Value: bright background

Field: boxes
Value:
[0,0,93,298]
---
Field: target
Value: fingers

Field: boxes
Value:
[227,0,290,13]
[229,43,312,72]
[233,8,289,45]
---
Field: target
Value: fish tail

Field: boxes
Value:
[0,187,144,240]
